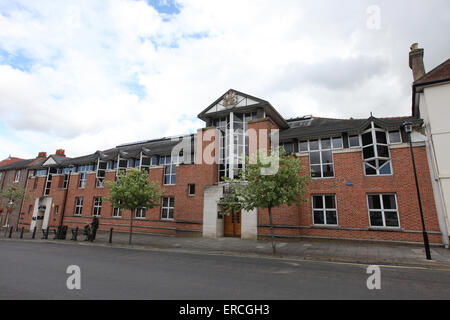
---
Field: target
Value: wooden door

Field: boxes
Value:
[224,211,241,237]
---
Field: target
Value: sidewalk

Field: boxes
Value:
[3,227,450,270]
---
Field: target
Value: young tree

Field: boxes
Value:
[106,169,164,245]
[0,184,31,229]
[230,148,309,254]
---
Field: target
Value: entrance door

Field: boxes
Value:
[224,211,241,237]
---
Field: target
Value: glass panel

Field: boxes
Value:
[377,145,389,158]
[363,146,375,159]
[310,152,321,165]
[375,131,387,144]
[349,135,360,147]
[362,132,373,146]
[321,150,333,164]
[369,211,383,226]
[168,208,174,219]
[169,197,175,208]
[368,195,381,209]
[326,211,337,225]
[313,211,324,224]
[382,195,396,209]
[379,162,392,175]
[162,197,168,207]
[299,141,308,152]
[322,165,334,177]
[313,196,323,209]
[385,212,399,227]
[321,138,331,150]
[325,196,336,209]
[309,140,319,151]
[332,137,343,149]
[389,131,401,144]
[311,165,322,178]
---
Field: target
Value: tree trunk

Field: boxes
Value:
[129,208,134,245]
[268,206,276,255]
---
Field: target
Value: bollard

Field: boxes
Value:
[32,227,36,239]
[73,227,78,241]
[20,227,24,239]
[109,228,113,244]
[8,226,13,238]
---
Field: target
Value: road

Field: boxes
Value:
[0,240,449,299]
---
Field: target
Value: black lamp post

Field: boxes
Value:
[403,121,432,260]
[59,165,74,228]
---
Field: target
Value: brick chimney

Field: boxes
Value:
[55,149,66,157]
[409,43,425,81]
[38,152,47,158]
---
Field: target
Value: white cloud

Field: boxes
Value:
[0,0,449,159]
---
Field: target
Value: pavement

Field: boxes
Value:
[1,240,450,299]
[2,227,450,270]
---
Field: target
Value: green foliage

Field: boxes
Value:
[218,195,243,217]
[0,184,30,210]
[105,169,164,211]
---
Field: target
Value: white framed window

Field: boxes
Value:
[331,136,343,149]
[112,207,122,217]
[348,135,361,148]
[161,197,174,220]
[77,165,93,188]
[14,170,21,182]
[136,208,146,219]
[367,194,400,228]
[362,122,392,176]
[388,130,402,144]
[160,156,177,185]
[312,195,338,225]
[93,197,102,216]
[308,138,334,178]
[75,197,83,216]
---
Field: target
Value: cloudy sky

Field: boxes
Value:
[0,0,449,159]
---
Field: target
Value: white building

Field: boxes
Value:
[410,43,450,247]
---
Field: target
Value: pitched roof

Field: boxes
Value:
[0,157,24,167]
[414,59,450,85]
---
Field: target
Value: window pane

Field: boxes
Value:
[368,195,381,209]
[389,131,401,143]
[325,196,336,209]
[169,197,175,208]
[310,152,321,165]
[326,211,337,225]
[362,132,373,146]
[321,150,333,164]
[309,140,319,151]
[385,212,399,227]
[369,211,383,226]
[321,138,331,150]
[349,135,360,147]
[162,197,168,207]
[377,145,389,158]
[363,146,375,159]
[311,165,322,178]
[322,165,334,177]
[376,131,387,144]
[382,195,396,209]
[379,162,392,175]
[365,164,377,175]
[332,137,343,149]
[168,208,174,219]
[313,196,323,209]
[299,141,308,152]
[313,211,324,224]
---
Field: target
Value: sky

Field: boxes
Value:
[0,0,449,159]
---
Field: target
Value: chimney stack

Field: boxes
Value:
[55,149,66,157]
[409,43,425,81]
[38,152,47,158]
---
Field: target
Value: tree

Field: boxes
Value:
[218,193,244,237]
[0,184,31,229]
[229,148,309,254]
[106,169,164,244]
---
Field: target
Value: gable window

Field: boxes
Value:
[309,138,334,178]
[161,197,174,220]
[362,122,392,176]
[136,208,146,219]
[188,184,195,196]
[75,197,83,216]
[312,195,338,225]
[388,130,402,144]
[14,170,21,182]
[348,135,361,148]
[93,197,102,216]
[367,194,399,228]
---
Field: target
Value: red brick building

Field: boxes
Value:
[1,89,445,245]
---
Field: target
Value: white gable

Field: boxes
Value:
[205,91,261,114]
[43,157,57,166]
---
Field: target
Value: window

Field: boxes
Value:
[367,194,399,228]
[75,197,83,215]
[77,165,93,188]
[112,204,122,217]
[281,141,296,154]
[93,197,102,216]
[160,156,177,185]
[161,197,174,220]
[62,167,72,189]
[388,130,402,144]
[35,169,47,177]
[28,205,33,214]
[312,195,338,225]
[33,177,38,190]
[54,205,59,215]
[362,122,392,176]
[151,157,159,166]
[188,184,195,196]
[136,208,146,219]
[309,138,334,178]
[332,137,343,149]
[348,135,361,148]
[0,172,2,181]
[299,141,308,152]
[14,170,21,182]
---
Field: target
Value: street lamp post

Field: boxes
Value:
[60,165,74,228]
[403,121,432,260]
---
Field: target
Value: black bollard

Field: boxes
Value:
[32,227,36,239]
[20,227,24,239]
[8,226,13,238]
[109,228,113,244]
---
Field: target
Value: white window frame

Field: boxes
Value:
[388,130,402,145]
[14,170,21,182]
[75,197,83,216]
[348,134,362,148]
[307,138,335,179]
[161,197,174,220]
[161,156,177,185]
[311,194,338,226]
[112,207,122,218]
[366,193,400,228]
[136,208,146,219]
[361,122,393,177]
[93,197,102,216]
